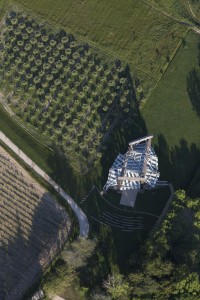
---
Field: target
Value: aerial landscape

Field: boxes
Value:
[0,0,200,299]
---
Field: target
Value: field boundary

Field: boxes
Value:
[10,1,152,78]
[3,1,190,115]
[142,0,197,27]
[2,103,54,152]
[141,28,189,108]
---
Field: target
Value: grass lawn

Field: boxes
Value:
[142,30,200,190]
[11,0,187,94]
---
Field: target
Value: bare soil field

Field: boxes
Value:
[0,146,71,300]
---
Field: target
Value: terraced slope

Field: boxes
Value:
[0,146,70,300]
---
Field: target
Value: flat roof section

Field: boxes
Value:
[120,189,138,208]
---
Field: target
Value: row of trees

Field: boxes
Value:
[0,11,134,172]
[42,190,200,300]
[62,190,200,300]
[96,190,200,299]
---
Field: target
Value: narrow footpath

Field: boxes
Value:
[0,130,89,237]
[151,183,174,234]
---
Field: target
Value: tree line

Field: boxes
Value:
[37,190,200,299]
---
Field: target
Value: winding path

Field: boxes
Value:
[0,130,89,237]
[151,183,174,234]
[142,0,200,32]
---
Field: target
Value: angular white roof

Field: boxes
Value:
[104,135,160,191]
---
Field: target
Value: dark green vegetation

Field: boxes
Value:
[12,0,186,95]
[125,191,200,299]
[82,186,170,267]
[39,186,170,299]
[41,238,96,300]
[40,191,200,299]
[142,31,200,191]
[0,10,136,172]
[188,165,200,198]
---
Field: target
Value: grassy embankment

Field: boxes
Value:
[0,105,90,199]
[145,0,199,23]
[188,1,200,20]
[142,31,200,192]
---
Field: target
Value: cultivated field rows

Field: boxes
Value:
[0,146,71,300]
[0,10,135,172]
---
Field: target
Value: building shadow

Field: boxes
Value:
[154,134,200,190]
[187,68,200,117]
[46,65,148,201]
[100,65,148,186]
[0,192,70,300]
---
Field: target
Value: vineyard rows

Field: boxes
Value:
[0,10,136,171]
[0,146,70,300]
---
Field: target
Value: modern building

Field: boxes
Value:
[104,135,166,193]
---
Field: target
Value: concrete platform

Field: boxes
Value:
[53,296,66,300]
[120,189,138,208]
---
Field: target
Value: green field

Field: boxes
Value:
[189,1,200,20]
[142,31,200,190]
[146,0,198,23]
[11,0,187,95]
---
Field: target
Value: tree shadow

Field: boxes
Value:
[0,192,70,300]
[187,68,200,117]
[100,65,147,186]
[46,148,82,198]
[46,65,147,201]
[154,134,200,190]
